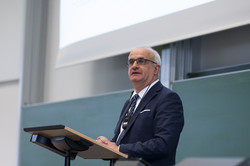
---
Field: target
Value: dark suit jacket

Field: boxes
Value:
[111,81,184,166]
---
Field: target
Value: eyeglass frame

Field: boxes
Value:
[127,57,157,67]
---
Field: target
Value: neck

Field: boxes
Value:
[133,77,158,93]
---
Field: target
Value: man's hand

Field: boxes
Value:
[96,136,119,151]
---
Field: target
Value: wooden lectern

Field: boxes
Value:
[24,125,128,166]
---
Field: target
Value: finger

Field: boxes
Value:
[97,136,109,144]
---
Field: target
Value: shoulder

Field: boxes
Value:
[153,81,178,94]
[153,82,182,101]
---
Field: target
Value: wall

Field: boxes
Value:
[42,0,133,103]
[174,70,250,161]
[201,25,250,70]
[0,81,20,166]
[0,1,23,82]
[0,0,25,166]
[191,25,250,72]
[41,0,250,104]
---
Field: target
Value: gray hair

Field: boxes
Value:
[146,47,161,65]
[128,46,161,65]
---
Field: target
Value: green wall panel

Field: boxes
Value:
[173,70,250,162]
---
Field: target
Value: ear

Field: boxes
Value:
[154,64,160,75]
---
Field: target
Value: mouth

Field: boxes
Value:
[131,71,141,75]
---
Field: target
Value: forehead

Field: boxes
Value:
[129,48,153,59]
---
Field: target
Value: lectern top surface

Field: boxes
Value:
[24,124,128,159]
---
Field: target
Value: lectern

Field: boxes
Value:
[24,125,128,166]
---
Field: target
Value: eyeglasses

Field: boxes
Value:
[127,57,156,67]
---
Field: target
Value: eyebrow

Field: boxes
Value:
[129,57,146,59]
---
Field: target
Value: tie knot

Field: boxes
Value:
[131,94,139,102]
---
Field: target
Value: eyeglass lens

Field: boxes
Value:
[128,58,147,66]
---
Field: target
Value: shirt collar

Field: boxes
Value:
[131,79,159,99]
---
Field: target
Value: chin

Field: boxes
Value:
[129,75,138,80]
[130,78,143,83]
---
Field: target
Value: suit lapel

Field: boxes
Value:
[113,98,131,141]
[115,91,134,134]
[117,101,130,128]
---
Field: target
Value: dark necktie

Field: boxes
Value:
[128,94,139,116]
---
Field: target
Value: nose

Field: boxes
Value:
[130,64,139,71]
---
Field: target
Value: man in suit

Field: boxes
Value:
[97,47,184,166]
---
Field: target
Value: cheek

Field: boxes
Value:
[145,69,154,77]
[128,68,132,75]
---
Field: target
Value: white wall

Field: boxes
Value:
[0,1,23,82]
[0,81,20,166]
[43,0,132,103]
[0,0,25,166]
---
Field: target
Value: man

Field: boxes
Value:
[97,47,184,166]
